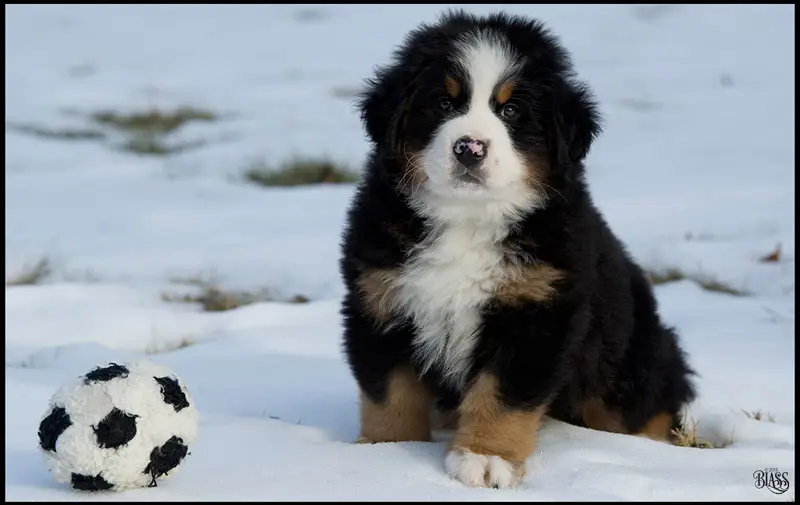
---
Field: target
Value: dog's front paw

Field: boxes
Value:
[444,448,524,489]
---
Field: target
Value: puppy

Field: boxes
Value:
[339,10,696,489]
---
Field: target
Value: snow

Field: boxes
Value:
[5,3,795,501]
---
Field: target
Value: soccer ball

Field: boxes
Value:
[37,360,199,492]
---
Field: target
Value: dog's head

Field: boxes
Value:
[359,11,601,219]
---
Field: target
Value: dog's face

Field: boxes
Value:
[359,11,601,216]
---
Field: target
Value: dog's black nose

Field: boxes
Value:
[452,136,487,169]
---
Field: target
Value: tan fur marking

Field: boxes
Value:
[495,80,516,105]
[582,400,675,443]
[581,398,626,434]
[494,263,565,306]
[450,373,546,467]
[431,408,459,430]
[356,268,400,325]
[357,365,432,443]
[445,75,461,98]
[522,155,549,198]
[636,412,674,442]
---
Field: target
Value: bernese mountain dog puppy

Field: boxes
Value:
[339,10,696,489]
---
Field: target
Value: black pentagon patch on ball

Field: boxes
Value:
[154,376,190,412]
[93,408,138,449]
[143,436,189,487]
[71,472,114,491]
[38,406,72,452]
[84,362,129,385]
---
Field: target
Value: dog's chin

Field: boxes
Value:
[414,173,544,226]
[426,177,493,201]
[420,165,483,196]
[414,161,542,219]
[425,172,519,203]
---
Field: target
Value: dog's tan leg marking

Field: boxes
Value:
[357,365,432,444]
[431,408,459,430]
[636,412,674,442]
[581,397,627,434]
[446,373,545,488]
[582,398,674,443]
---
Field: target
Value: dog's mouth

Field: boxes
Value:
[450,163,486,188]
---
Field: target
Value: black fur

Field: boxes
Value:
[341,10,695,437]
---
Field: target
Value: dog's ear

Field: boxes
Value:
[551,79,602,166]
[358,24,441,152]
[358,64,414,150]
[358,52,434,155]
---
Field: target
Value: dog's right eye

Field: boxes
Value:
[437,98,453,112]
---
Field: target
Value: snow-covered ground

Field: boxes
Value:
[5,4,795,501]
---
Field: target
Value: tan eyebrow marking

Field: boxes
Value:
[445,75,461,98]
[495,79,517,105]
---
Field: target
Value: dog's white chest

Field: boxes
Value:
[393,223,506,387]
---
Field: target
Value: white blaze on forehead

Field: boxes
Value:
[455,32,521,116]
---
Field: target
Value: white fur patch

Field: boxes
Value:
[388,33,545,388]
[445,448,522,489]
[392,207,510,387]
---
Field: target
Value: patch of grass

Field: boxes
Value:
[8,105,224,157]
[647,268,687,285]
[695,277,748,296]
[6,257,53,286]
[92,106,220,156]
[161,285,268,312]
[161,277,310,312]
[646,267,749,296]
[118,136,210,156]
[6,122,106,141]
[243,158,360,187]
[90,106,218,136]
[671,415,731,449]
[742,409,776,423]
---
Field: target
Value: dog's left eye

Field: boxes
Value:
[499,103,520,119]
